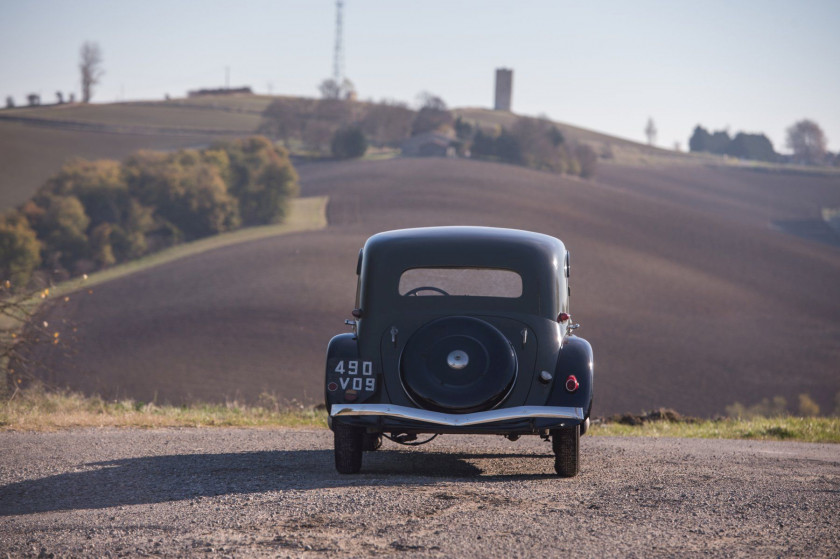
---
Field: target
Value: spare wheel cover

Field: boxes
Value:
[400,316,517,413]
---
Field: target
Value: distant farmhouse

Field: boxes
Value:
[401,132,459,157]
[187,87,253,98]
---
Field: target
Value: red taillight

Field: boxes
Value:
[565,375,579,393]
[558,312,571,323]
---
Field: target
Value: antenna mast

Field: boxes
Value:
[333,0,344,83]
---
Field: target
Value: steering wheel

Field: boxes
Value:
[405,286,450,297]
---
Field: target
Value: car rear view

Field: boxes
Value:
[325,226,593,476]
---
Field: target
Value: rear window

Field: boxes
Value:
[399,268,523,298]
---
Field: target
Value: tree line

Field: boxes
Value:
[689,119,837,166]
[259,93,597,177]
[5,41,102,109]
[0,137,298,289]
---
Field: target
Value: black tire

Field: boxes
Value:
[551,425,580,477]
[334,422,363,474]
[362,432,382,452]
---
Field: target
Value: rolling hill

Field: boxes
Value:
[22,155,840,417]
[0,95,275,209]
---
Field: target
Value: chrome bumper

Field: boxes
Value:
[330,403,584,427]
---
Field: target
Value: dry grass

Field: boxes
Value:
[0,385,327,431]
[3,386,838,444]
[591,416,840,444]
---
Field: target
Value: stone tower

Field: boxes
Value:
[494,68,513,111]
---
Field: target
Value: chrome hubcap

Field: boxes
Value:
[447,350,469,370]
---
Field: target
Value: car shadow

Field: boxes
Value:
[1,448,558,516]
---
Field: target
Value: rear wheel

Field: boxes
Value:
[551,425,580,477]
[334,422,363,474]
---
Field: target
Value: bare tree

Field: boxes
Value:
[786,119,827,165]
[79,42,104,103]
[416,91,447,111]
[645,117,657,146]
[318,78,355,100]
[5,96,13,109]
[319,79,342,100]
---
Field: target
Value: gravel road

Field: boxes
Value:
[1,428,838,558]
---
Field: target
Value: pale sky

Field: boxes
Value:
[2,0,839,152]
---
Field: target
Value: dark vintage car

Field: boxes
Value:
[325,226,594,477]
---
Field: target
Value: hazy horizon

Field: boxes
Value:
[2,0,838,152]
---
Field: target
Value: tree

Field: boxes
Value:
[0,211,42,288]
[726,132,776,162]
[471,129,496,158]
[454,117,473,141]
[359,101,413,147]
[79,41,104,103]
[575,144,598,178]
[415,92,447,111]
[689,125,711,152]
[220,137,299,225]
[319,79,341,100]
[318,78,355,100]
[708,130,731,154]
[786,119,827,165]
[123,149,240,240]
[331,126,367,159]
[495,130,522,164]
[28,194,91,271]
[259,98,301,145]
[548,125,565,147]
[645,117,657,146]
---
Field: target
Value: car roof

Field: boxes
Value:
[363,226,566,269]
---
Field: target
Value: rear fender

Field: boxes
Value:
[325,333,378,409]
[546,336,593,419]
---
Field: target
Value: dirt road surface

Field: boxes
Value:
[1,428,838,557]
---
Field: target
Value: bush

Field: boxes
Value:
[726,396,788,418]
[41,159,130,228]
[0,211,42,288]
[467,118,595,178]
[6,136,299,288]
[28,194,91,272]
[360,101,414,147]
[798,394,820,417]
[331,126,368,159]
[123,149,240,241]
[575,144,599,178]
[221,136,299,226]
